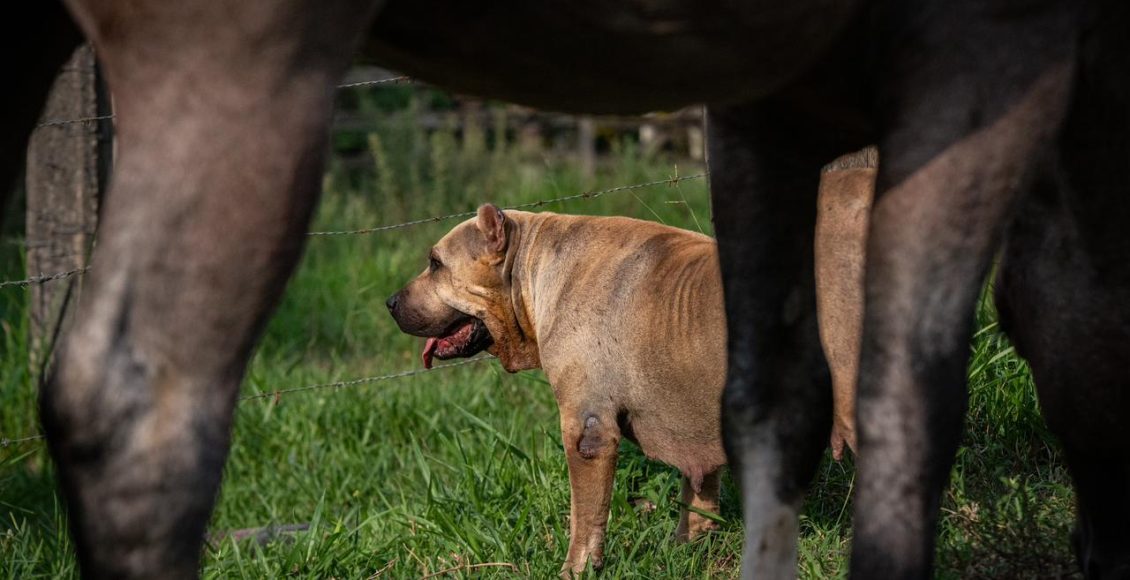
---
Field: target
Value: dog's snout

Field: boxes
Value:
[386,292,400,312]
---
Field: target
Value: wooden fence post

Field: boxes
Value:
[24,44,105,363]
[577,116,596,180]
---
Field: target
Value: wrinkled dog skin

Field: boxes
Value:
[387,183,871,573]
[389,205,729,574]
[5,0,1127,578]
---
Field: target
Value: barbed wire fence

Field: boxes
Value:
[0,173,705,298]
[0,172,706,448]
[1,70,710,449]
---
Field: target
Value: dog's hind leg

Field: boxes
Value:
[815,157,876,460]
[708,100,848,580]
[559,407,620,575]
[675,468,721,541]
[0,2,81,220]
[39,1,380,577]
[850,5,1077,576]
[997,4,1130,575]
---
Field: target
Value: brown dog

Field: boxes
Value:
[388,205,727,573]
[387,162,873,573]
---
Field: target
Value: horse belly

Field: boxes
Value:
[366,0,861,113]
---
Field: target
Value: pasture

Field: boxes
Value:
[2,93,1077,578]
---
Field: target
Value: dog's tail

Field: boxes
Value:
[823,146,878,173]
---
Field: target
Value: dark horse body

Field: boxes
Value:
[3,0,1127,578]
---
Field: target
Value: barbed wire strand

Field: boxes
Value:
[239,356,489,402]
[7,96,706,443]
[334,75,413,89]
[35,114,115,129]
[307,172,707,237]
[2,356,492,449]
[0,173,707,288]
[0,433,47,448]
[34,76,414,128]
[0,174,709,441]
[0,267,89,289]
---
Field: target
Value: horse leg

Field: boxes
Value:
[41,1,381,576]
[708,99,845,580]
[996,3,1130,575]
[850,3,1076,575]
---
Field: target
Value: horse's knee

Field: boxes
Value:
[43,293,147,450]
[41,288,238,578]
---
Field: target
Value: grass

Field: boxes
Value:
[1,102,1079,578]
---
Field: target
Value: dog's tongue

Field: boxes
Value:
[421,320,478,369]
[422,337,438,369]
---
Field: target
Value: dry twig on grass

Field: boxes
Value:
[420,562,519,578]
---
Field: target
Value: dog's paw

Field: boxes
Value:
[675,515,720,543]
[831,434,846,461]
[559,557,602,578]
[830,422,857,461]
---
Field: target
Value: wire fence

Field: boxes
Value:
[237,356,490,403]
[0,267,89,289]
[0,173,705,444]
[0,173,705,289]
[307,173,706,236]
[3,72,710,452]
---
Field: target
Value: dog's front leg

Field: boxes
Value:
[559,406,620,576]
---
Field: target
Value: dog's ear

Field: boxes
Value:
[476,203,508,254]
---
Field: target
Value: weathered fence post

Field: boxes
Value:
[688,108,705,161]
[25,44,106,363]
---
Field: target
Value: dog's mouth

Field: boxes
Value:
[421,316,494,369]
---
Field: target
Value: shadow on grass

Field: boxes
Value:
[0,448,77,578]
[1,448,59,526]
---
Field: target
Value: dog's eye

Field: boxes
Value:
[429,255,442,272]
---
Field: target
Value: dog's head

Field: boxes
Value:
[387,203,538,371]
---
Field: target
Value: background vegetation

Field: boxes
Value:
[1,87,1077,578]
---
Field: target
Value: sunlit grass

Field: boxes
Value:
[1,113,1076,577]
